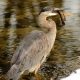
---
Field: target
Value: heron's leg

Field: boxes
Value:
[34,64,43,80]
[35,72,44,80]
[19,70,30,80]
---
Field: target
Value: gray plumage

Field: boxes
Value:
[6,10,57,80]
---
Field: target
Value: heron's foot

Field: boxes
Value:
[20,72,43,80]
[0,75,7,80]
[35,73,44,80]
[19,72,34,80]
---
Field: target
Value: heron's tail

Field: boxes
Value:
[6,64,20,80]
[6,64,30,80]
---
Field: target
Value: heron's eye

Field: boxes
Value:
[46,16,53,21]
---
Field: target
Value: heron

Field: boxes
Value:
[5,8,65,80]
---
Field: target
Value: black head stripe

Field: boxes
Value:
[39,7,52,14]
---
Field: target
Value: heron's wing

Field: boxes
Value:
[11,30,46,65]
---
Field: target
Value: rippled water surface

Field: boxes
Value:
[0,0,80,80]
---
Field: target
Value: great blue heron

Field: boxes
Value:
[5,8,65,80]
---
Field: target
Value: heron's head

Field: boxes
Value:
[37,7,58,29]
[38,7,66,29]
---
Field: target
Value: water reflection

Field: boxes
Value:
[0,1,6,26]
[53,0,64,8]
[63,0,80,57]
[63,0,80,13]
[6,27,17,58]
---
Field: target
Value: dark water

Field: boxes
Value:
[0,0,80,80]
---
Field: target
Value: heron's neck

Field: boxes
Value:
[38,14,56,34]
[47,25,57,40]
[38,14,48,27]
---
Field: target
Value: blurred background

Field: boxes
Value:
[0,0,80,80]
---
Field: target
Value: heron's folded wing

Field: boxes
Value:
[11,30,45,65]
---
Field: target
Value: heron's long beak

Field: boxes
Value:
[48,12,57,16]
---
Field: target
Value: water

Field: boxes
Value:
[0,0,80,80]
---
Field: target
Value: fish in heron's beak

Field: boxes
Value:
[52,8,66,26]
[52,8,73,27]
